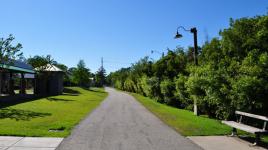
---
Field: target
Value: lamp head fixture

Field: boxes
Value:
[174,31,183,39]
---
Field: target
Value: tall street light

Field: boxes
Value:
[174,26,199,116]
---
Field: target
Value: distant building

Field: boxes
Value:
[35,64,64,95]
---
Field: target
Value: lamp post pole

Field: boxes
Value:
[191,28,198,66]
[175,26,199,116]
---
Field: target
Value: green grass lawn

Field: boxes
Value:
[131,93,268,143]
[131,93,231,136]
[0,87,108,137]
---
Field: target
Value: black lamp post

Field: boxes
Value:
[175,26,198,65]
[175,26,199,115]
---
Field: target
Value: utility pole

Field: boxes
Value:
[101,57,104,69]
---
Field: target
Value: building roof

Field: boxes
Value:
[35,64,63,72]
[0,60,35,74]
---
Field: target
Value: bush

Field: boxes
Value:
[139,75,162,101]
[123,78,136,92]
[160,79,178,106]
[175,74,192,109]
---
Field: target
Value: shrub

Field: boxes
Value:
[175,74,192,109]
[160,79,178,106]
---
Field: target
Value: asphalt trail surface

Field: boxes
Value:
[57,87,203,150]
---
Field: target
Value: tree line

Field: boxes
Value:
[28,56,107,88]
[0,35,106,88]
[107,14,268,119]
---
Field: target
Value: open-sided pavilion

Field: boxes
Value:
[0,60,35,96]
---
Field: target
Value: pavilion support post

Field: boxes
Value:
[8,73,15,95]
[20,73,26,94]
[33,75,37,95]
[0,72,2,95]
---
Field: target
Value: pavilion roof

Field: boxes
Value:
[0,60,35,74]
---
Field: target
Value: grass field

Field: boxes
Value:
[131,93,268,143]
[131,93,232,136]
[0,87,108,137]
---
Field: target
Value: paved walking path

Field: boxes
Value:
[57,87,202,150]
[188,136,266,150]
[0,136,63,150]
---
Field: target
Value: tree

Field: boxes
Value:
[95,66,106,87]
[72,60,91,87]
[27,55,56,69]
[55,63,68,72]
[0,34,23,66]
[54,63,70,86]
[0,34,23,94]
[107,14,268,119]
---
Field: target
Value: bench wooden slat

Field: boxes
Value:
[222,121,268,134]
[235,111,268,121]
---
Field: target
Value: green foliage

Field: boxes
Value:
[123,77,136,92]
[160,79,177,106]
[27,55,56,69]
[72,60,91,87]
[107,14,268,120]
[140,76,162,101]
[95,66,106,87]
[175,74,192,109]
[153,49,187,79]
[0,34,23,66]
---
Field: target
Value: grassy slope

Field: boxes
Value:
[0,87,108,137]
[131,93,231,136]
[132,93,268,143]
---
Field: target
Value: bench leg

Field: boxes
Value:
[230,128,237,137]
[252,134,260,146]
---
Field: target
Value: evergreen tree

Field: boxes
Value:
[72,60,91,87]
[95,66,106,87]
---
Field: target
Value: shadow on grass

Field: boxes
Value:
[82,87,106,93]
[0,95,47,109]
[46,97,74,102]
[62,93,79,96]
[239,135,268,149]
[0,108,51,121]
[63,88,80,95]
[62,88,81,96]
[0,88,81,108]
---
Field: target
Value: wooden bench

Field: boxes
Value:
[222,111,268,145]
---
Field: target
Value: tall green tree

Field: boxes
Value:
[72,60,91,87]
[0,35,23,94]
[95,66,106,87]
[0,34,23,66]
[27,55,56,69]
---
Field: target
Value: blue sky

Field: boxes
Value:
[0,0,267,73]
